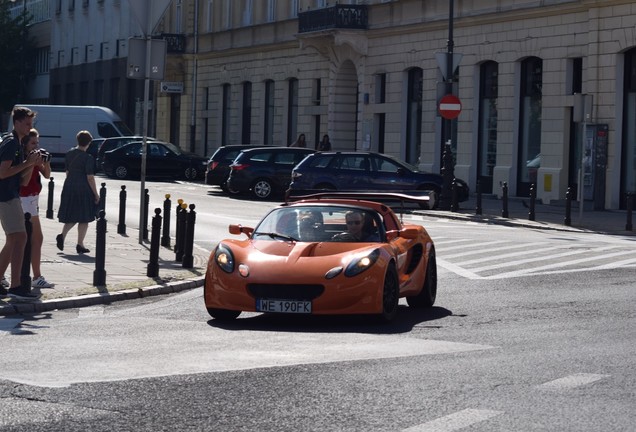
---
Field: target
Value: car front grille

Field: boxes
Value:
[247,284,325,300]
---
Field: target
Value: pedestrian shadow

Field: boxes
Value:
[207,305,453,334]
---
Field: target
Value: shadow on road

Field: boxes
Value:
[206,305,453,334]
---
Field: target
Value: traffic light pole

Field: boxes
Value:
[439,0,455,211]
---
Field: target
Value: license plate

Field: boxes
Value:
[256,299,312,314]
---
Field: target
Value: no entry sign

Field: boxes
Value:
[439,94,462,120]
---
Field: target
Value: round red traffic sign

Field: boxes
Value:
[438,94,462,120]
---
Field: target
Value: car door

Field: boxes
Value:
[272,150,303,191]
[369,154,418,190]
[334,155,371,189]
[147,142,178,177]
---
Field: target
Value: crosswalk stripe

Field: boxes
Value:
[538,373,609,390]
[486,249,635,279]
[443,241,544,260]
[455,244,562,266]
[436,258,483,279]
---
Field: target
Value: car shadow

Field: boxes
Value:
[206,305,453,334]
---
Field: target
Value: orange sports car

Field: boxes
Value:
[204,193,437,322]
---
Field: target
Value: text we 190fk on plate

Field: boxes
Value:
[256,299,312,314]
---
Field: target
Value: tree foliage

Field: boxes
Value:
[0,2,35,112]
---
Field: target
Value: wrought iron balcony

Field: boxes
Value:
[298,4,368,33]
[158,33,186,54]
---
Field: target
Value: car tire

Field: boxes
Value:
[207,307,241,320]
[252,178,273,199]
[221,181,240,195]
[184,166,199,180]
[407,248,437,308]
[379,265,399,322]
[114,164,129,179]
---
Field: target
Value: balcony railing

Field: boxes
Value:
[9,0,50,24]
[157,33,186,54]
[298,4,368,33]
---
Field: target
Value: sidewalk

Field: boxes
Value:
[0,214,207,316]
[415,194,635,236]
[0,194,632,316]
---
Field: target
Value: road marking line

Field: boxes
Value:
[467,246,615,273]
[446,241,544,259]
[487,249,635,279]
[436,258,483,279]
[455,244,561,265]
[402,409,503,432]
[437,239,509,253]
[538,373,609,390]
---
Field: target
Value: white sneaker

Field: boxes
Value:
[1,276,8,288]
[31,276,55,289]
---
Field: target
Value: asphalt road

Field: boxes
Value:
[0,178,634,431]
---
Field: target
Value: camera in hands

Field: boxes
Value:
[30,149,52,162]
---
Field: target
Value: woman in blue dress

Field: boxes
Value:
[56,131,100,254]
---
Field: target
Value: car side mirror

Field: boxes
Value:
[229,224,254,237]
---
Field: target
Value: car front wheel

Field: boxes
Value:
[184,166,198,180]
[407,248,437,308]
[252,178,273,199]
[114,165,129,179]
[207,308,241,320]
[379,265,399,322]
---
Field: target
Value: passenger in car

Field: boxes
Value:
[332,210,379,242]
[298,211,324,242]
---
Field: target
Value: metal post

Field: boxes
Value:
[440,0,455,210]
[175,202,187,262]
[501,182,509,218]
[626,192,633,232]
[161,194,172,248]
[182,204,196,269]
[143,188,149,241]
[99,182,107,215]
[451,178,458,212]
[475,179,482,215]
[46,177,54,219]
[564,187,572,226]
[20,213,33,291]
[147,208,162,277]
[93,210,107,286]
[529,184,536,221]
[117,185,127,235]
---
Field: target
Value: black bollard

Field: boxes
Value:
[46,177,54,219]
[626,192,633,231]
[529,183,536,221]
[161,194,172,248]
[117,185,127,235]
[147,208,162,277]
[182,204,196,269]
[93,210,107,286]
[143,189,150,241]
[99,182,107,215]
[501,182,509,218]
[20,213,33,291]
[564,187,572,226]
[175,201,187,262]
[451,178,458,212]
[475,179,482,215]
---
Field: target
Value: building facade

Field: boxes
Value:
[155,0,635,211]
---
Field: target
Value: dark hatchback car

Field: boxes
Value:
[288,151,469,206]
[205,145,265,191]
[102,141,207,180]
[96,136,158,171]
[226,147,315,199]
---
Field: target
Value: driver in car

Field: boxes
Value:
[332,210,379,242]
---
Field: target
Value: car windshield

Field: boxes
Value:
[253,205,384,243]
[381,154,419,172]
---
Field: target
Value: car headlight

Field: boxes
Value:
[344,249,380,277]
[214,243,235,273]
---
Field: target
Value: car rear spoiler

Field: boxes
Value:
[284,190,436,210]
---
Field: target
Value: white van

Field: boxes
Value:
[10,105,133,167]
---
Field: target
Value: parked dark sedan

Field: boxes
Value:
[97,135,158,171]
[226,147,315,199]
[102,141,207,180]
[206,145,265,192]
[288,151,469,206]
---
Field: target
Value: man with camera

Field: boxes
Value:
[0,107,43,300]
[20,128,53,290]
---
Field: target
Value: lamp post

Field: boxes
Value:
[439,0,456,210]
[9,0,27,102]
